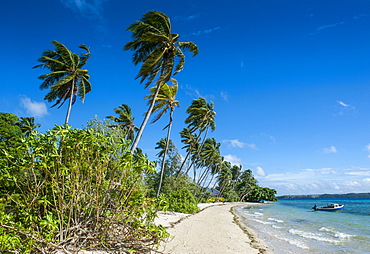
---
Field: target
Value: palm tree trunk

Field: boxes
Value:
[181,127,209,178]
[65,79,75,124]
[198,173,215,202]
[156,109,173,197]
[131,80,166,152]
[240,187,255,202]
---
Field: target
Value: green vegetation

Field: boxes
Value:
[0,124,167,253]
[1,10,276,253]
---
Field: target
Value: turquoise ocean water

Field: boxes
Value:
[235,198,370,253]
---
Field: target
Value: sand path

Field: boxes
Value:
[157,203,272,254]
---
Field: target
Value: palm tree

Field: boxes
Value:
[154,138,175,197]
[196,138,221,187]
[124,11,198,152]
[107,104,138,141]
[17,117,41,137]
[237,169,258,201]
[145,79,179,197]
[194,138,222,199]
[175,127,199,177]
[185,97,216,135]
[177,97,216,177]
[231,165,242,189]
[217,161,233,198]
[33,41,91,124]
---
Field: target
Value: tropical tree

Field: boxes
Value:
[237,169,258,201]
[176,97,216,177]
[196,138,221,187]
[230,164,242,189]
[17,117,41,137]
[154,138,173,197]
[33,40,91,124]
[124,10,198,152]
[185,97,216,135]
[0,113,22,156]
[245,186,277,202]
[217,161,233,198]
[145,80,179,196]
[107,104,138,141]
[175,127,199,177]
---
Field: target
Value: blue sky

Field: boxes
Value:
[2,0,370,195]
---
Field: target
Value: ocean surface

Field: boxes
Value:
[235,198,370,253]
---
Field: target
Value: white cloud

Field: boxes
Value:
[183,84,202,98]
[260,133,276,144]
[223,139,257,150]
[174,14,200,21]
[335,100,355,116]
[337,100,350,107]
[255,166,267,177]
[60,0,106,19]
[364,144,370,158]
[224,154,242,166]
[321,146,337,154]
[220,91,228,101]
[310,21,346,35]
[223,139,244,148]
[191,26,221,36]
[257,166,370,195]
[345,171,370,176]
[19,97,48,118]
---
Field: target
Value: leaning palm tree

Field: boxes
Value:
[154,138,175,197]
[196,138,221,187]
[145,79,179,197]
[124,11,198,152]
[17,117,41,137]
[217,161,233,198]
[33,41,91,124]
[107,104,138,141]
[175,127,199,177]
[176,97,216,177]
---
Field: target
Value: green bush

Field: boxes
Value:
[0,125,168,253]
[163,189,199,214]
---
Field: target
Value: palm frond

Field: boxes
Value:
[178,41,199,56]
[51,41,75,66]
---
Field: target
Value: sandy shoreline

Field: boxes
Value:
[155,202,273,254]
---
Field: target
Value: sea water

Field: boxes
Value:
[235,198,370,253]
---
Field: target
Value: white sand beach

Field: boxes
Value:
[155,202,273,254]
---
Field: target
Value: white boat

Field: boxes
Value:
[312,203,344,211]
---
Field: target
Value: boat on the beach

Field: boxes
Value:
[312,203,344,211]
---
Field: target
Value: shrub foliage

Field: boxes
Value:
[0,125,168,253]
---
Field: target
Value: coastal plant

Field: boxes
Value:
[161,189,199,214]
[0,124,168,253]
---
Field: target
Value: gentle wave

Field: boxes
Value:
[272,224,283,229]
[252,218,274,225]
[274,233,310,250]
[268,217,284,223]
[289,229,341,243]
[319,227,355,239]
